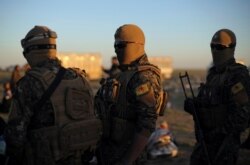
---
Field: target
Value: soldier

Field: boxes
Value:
[0,82,13,113]
[102,56,121,78]
[4,25,101,165]
[10,65,22,93]
[184,29,250,165]
[95,24,166,165]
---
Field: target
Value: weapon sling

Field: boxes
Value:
[34,67,66,109]
[179,71,212,165]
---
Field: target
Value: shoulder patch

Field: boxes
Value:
[135,83,150,96]
[231,82,244,95]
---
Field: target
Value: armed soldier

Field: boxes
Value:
[95,24,166,165]
[4,25,101,165]
[184,29,250,165]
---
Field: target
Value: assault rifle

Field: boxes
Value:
[179,71,212,165]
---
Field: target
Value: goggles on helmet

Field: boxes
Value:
[21,31,57,47]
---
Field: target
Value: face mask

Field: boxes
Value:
[211,47,234,66]
[114,24,145,65]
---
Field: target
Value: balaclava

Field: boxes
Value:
[21,25,57,67]
[114,24,145,65]
[210,29,236,66]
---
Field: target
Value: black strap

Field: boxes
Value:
[25,44,56,54]
[34,67,66,110]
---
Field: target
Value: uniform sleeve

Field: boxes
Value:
[4,76,40,156]
[221,69,250,135]
[128,70,162,136]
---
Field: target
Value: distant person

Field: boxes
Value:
[0,82,13,113]
[23,63,31,74]
[10,65,22,93]
[147,120,178,159]
[184,29,250,165]
[95,24,166,164]
[102,56,121,78]
[4,25,101,165]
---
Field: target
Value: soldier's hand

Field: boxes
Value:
[184,98,195,115]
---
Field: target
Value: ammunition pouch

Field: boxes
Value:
[60,119,102,155]
[110,117,135,144]
[28,126,59,165]
[95,78,121,140]
[65,87,93,120]
[100,78,120,103]
[28,119,102,163]
[198,104,227,130]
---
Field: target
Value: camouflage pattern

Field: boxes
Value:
[4,59,93,165]
[190,59,250,165]
[95,55,163,164]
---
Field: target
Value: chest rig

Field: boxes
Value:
[197,64,243,131]
[95,64,163,144]
[26,67,101,164]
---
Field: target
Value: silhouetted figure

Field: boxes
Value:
[184,29,250,165]
[4,25,101,165]
[102,56,121,78]
[10,65,22,93]
[0,82,12,113]
[95,24,166,165]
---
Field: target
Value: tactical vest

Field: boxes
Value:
[26,67,102,165]
[96,64,166,144]
[197,64,246,130]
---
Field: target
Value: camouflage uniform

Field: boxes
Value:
[188,59,250,165]
[95,55,164,164]
[4,59,100,165]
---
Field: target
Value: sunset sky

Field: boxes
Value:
[1,0,249,69]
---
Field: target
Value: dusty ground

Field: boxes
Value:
[144,108,250,165]
[144,108,193,165]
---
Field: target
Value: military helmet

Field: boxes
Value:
[21,25,57,54]
[21,26,57,67]
[114,24,145,65]
[210,29,236,66]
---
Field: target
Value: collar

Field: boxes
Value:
[119,54,149,71]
